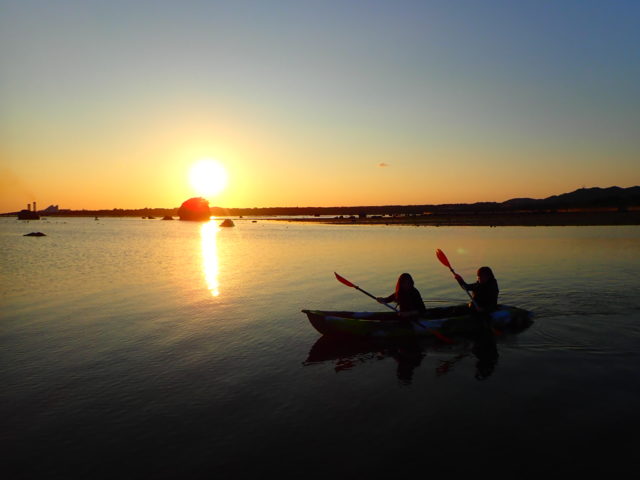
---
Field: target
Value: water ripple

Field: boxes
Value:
[516,311,640,357]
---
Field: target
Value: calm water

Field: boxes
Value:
[2,217,640,477]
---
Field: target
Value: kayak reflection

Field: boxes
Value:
[432,329,499,380]
[303,322,531,383]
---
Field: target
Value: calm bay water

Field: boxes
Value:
[2,217,640,477]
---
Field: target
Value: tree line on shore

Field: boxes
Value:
[4,186,638,217]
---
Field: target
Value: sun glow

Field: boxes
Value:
[189,159,229,197]
[201,222,220,297]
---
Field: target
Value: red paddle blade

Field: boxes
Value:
[435,249,451,268]
[334,272,356,288]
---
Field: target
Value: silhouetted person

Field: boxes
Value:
[454,266,499,313]
[376,273,427,318]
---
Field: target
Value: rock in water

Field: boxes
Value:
[178,197,211,221]
[24,232,46,236]
[219,219,235,227]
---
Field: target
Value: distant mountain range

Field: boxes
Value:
[210,186,640,216]
[500,186,640,210]
[3,186,639,217]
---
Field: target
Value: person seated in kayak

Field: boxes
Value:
[454,266,499,312]
[376,273,427,318]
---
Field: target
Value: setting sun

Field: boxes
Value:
[189,159,229,197]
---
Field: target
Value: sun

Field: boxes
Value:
[189,159,229,197]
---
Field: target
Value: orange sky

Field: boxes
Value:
[1,1,639,212]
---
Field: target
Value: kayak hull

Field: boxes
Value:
[302,304,532,338]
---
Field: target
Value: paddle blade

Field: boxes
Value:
[435,249,451,268]
[334,272,356,288]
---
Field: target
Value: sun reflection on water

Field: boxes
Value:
[200,221,220,296]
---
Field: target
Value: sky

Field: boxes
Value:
[1,0,639,211]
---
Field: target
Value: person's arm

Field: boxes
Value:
[454,274,471,291]
[376,293,395,304]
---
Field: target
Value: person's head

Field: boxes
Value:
[395,273,414,295]
[476,266,495,284]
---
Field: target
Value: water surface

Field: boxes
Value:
[2,218,640,476]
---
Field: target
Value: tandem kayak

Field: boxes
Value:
[302,304,532,338]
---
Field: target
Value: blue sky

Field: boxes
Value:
[1,0,638,210]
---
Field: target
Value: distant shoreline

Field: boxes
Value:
[2,209,640,226]
[4,185,639,221]
[279,210,640,227]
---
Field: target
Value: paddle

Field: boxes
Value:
[435,249,479,310]
[334,272,454,343]
[334,272,397,311]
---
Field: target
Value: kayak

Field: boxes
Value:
[302,304,532,338]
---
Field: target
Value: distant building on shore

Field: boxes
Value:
[17,202,40,220]
[15,202,60,219]
[42,204,60,213]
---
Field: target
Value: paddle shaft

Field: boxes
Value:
[334,272,397,311]
[350,282,433,333]
[436,249,480,310]
[448,266,480,310]
[356,286,398,312]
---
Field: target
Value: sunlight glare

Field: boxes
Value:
[201,222,220,297]
[189,159,229,197]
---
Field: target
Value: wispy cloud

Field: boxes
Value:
[378,163,390,167]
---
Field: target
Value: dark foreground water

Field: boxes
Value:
[2,218,640,477]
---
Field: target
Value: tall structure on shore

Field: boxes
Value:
[18,202,40,220]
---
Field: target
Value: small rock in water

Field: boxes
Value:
[24,232,46,237]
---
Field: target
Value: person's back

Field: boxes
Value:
[470,277,499,311]
[455,266,499,312]
[377,273,427,317]
[396,286,427,314]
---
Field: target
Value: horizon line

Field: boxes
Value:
[3,185,638,215]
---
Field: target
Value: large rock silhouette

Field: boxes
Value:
[178,197,211,221]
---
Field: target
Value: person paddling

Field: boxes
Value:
[376,273,427,318]
[454,266,499,312]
